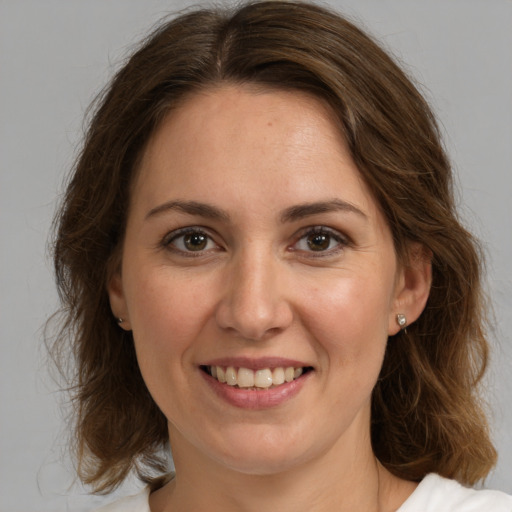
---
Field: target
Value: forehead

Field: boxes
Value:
[141,86,345,165]
[131,85,379,223]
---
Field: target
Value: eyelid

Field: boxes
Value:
[291,225,350,256]
[160,226,222,255]
[159,224,350,258]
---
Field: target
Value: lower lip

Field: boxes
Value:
[200,370,310,410]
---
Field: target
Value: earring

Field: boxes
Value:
[116,317,124,324]
[396,313,407,330]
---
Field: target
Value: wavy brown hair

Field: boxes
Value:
[51,0,496,493]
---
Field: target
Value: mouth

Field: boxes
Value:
[200,365,313,389]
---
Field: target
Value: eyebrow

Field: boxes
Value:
[145,200,230,221]
[145,198,367,223]
[280,199,368,223]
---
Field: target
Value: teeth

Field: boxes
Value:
[225,366,237,386]
[254,369,273,388]
[208,365,306,388]
[237,367,255,388]
[272,367,285,385]
[217,367,226,383]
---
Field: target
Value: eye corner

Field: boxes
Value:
[159,226,223,257]
[290,225,350,258]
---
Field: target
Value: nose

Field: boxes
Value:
[214,248,293,341]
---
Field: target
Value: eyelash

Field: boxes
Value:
[161,227,220,257]
[291,226,349,257]
[161,226,350,258]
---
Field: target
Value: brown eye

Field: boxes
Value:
[307,232,331,251]
[165,228,218,254]
[183,233,208,251]
[293,227,347,255]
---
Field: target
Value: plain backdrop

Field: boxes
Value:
[1,1,511,510]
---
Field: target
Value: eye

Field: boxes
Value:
[293,227,347,254]
[164,228,219,254]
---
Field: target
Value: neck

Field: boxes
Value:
[149,427,414,512]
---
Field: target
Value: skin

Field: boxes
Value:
[109,86,431,512]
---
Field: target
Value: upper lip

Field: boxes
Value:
[199,356,311,371]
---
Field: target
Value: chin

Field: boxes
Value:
[203,425,317,476]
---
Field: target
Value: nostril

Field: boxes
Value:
[214,278,294,340]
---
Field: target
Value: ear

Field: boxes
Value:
[107,269,132,331]
[388,242,432,335]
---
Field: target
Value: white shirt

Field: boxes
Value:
[398,473,512,511]
[95,473,512,511]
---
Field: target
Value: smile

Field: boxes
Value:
[201,365,311,389]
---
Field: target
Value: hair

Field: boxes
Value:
[51,0,496,494]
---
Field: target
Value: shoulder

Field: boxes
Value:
[93,487,151,512]
[398,473,512,512]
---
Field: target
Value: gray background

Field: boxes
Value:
[1,1,511,510]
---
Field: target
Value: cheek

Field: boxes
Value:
[124,267,217,415]
[299,268,394,364]
[124,267,206,363]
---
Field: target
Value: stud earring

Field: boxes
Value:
[116,317,124,324]
[396,313,407,330]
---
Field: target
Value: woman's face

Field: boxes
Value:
[109,86,416,475]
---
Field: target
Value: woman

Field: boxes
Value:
[51,1,511,510]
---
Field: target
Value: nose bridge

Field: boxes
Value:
[215,242,292,340]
